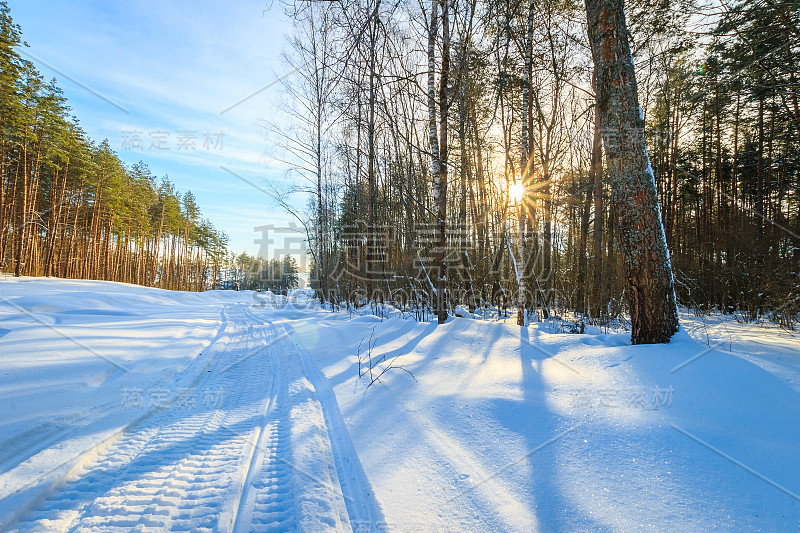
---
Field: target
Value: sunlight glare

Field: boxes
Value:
[510,181,525,203]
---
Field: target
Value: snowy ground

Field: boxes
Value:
[0,278,798,531]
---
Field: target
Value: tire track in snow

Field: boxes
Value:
[5,302,384,532]
[250,318,351,532]
[5,305,275,532]
[285,322,385,530]
[230,350,298,532]
[266,318,385,531]
[0,304,230,481]
[0,305,234,531]
[226,307,292,533]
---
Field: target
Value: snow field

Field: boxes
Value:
[0,280,379,531]
[285,309,800,531]
[1,278,799,531]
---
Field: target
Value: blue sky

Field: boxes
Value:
[9,0,309,266]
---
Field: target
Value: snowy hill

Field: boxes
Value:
[1,278,798,531]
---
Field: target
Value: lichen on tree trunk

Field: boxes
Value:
[585,0,679,344]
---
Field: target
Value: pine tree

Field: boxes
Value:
[585,0,679,343]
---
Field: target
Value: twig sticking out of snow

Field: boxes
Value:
[356,326,417,388]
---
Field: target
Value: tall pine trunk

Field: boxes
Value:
[585,0,678,344]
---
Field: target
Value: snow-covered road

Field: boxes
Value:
[1,297,381,532]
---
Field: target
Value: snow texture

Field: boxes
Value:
[1,278,799,531]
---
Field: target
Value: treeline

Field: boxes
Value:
[0,3,228,290]
[655,1,800,327]
[221,253,300,293]
[276,0,799,327]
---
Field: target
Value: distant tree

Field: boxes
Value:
[281,256,300,290]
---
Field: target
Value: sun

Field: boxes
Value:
[509,181,525,204]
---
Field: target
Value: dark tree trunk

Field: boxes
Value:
[436,0,450,324]
[427,0,441,320]
[590,71,604,319]
[585,0,679,344]
[366,0,380,305]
